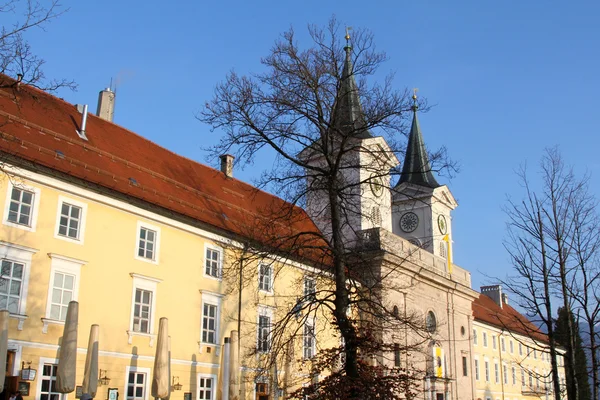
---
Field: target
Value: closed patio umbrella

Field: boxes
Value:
[0,310,9,392]
[82,324,99,398]
[56,301,79,393]
[151,318,170,399]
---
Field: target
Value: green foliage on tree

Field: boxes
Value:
[555,307,591,400]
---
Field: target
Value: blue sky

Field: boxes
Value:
[20,0,600,292]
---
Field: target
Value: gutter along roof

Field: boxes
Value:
[0,76,327,264]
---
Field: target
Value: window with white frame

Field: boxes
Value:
[40,363,59,400]
[56,197,86,241]
[128,274,160,339]
[138,228,156,260]
[135,222,160,263]
[133,288,152,333]
[303,318,315,359]
[0,259,24,314]
[201,291,222,346]
[127,371,146,400]
[494,362,499,383]
[485,360,490,382]
[44,254,84,323]
[521,368,525,386]
[483,332,488,347]
[49,272,75,321]
[473,329,478,345]
[519,343,523,355]
[510,339,514,353]
[7,187,34,226]
[501,337,505,352]
[204,246,221,278]
[4,182,41,231]
[512,366,516,385]
[304,276,316,301]
[258,263,273,292]
[492,335,497,349]
[197,375,215,400]
[257,306,273,352]
[503,364,508,384]
[474,358,480,380]
[0,242,35,318]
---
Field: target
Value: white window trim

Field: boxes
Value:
[473,328,478,346]
[196,373,217,400]
[474,356,480,381]
[258,263,274,294]
[199,290,223,353]
[125,366,151,400]
[257,305,274,353]
[127,273,161,345]
[54,195,88,245]
[3,180,41,232]
[36,357,62,400]
[203,244,223,281]
[0,241,36,329]
[42,253,86,333]
[134,221,161,265]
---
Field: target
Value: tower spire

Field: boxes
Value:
[398,90,440,188]
[331,27,373,139]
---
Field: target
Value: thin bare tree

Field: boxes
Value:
[502,147,599,400]
[199,18,455,399]
[0,0,75,90]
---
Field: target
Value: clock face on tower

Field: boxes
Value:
[400,212,419,233]
[438,215,448,234]
[369,174,384,197]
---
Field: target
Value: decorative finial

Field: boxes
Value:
[412,88,419,111]
[345,26,353,47]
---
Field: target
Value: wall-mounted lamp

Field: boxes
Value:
[99,370,111,386]
[20,361,36,381]
[171,377,182,391]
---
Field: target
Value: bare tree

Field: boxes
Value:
[0,0,75,90]
[200,18,454,399]
[503,147,599,400]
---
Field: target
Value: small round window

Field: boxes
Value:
[426,311,437,333]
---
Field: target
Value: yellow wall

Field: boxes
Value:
[0,169,337,400]
[472,320,565,400]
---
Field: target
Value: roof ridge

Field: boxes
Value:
[0,79,310,221]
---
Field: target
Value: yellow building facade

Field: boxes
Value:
[472,286,566,400]
[0,163,337,400]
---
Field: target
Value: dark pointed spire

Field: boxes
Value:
[331,28,373,139]
[398,91,440,188]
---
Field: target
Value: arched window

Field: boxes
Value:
[426,311,437,333]
[393,305,399,318]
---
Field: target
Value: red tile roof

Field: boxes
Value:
[473,293,549,344]
[0,76,328,264]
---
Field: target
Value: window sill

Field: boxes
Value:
[134,255,159,265]
[259,289,274,296]
[198,342,220,356]
[3,220,35,232]
[202,273,222,282]
[127,330,156,347]
[10,314,27,331]
[41,317,64,334]
[54,233,84,245]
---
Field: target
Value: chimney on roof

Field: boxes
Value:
[220,154,234,178]
[502,293,508,305]
[481,285,504,308]
[97,87,115,122]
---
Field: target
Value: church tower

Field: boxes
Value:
[301,31,399,243]
[392,93,457,260]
